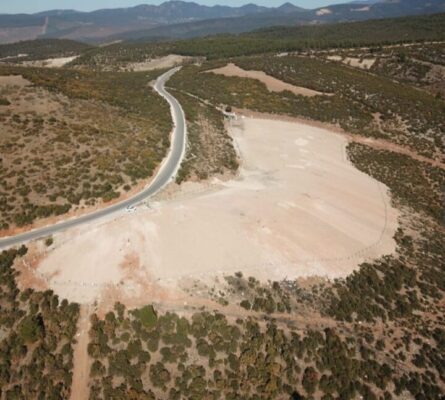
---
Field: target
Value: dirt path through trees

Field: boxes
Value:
[346,135,445,170]
[70,305,92,400]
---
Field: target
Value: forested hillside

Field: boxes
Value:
[71,12,445,68]
[0,39,92,61]
[172,12,445,59]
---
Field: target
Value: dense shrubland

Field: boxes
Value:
[171,13,445,60]
[347,144,445,223]
[0,248,80,398]
[88,304,414,400]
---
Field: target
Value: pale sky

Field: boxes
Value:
[0,1,337,14]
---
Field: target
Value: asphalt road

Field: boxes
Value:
[0,67,187,249]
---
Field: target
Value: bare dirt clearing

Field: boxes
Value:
[207,63,330,97]
[124,54,192,72]
[327,55,376,69]
[21,117,398,305]
[236,108,445,170]
[22,56,78,68]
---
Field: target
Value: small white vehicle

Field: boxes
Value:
[125,205,137,213]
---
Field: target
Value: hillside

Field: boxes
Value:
[70,12,445,69]
[0,5,444,400]
[0,66,172,230]
[0,38,92,61]
[106,0,445,42]
[0,1,282,44]
[171,12,445,58]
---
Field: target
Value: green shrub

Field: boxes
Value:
[133,305,157,328]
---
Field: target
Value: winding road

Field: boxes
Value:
[0,67,187,249]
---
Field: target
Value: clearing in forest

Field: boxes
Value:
[21,117,399,306]
[206,63,330,97]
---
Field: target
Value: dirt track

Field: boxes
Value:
[70,305,92,400]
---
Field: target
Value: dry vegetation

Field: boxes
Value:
[170,55,445,162]
[171,90,238,183]
[206,63,329,97]
[69,42,177,72]
[0,67,171,230]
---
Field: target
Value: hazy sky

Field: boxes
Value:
[0,0,337,14]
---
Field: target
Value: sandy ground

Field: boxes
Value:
[207,63,330,97]
[327,55,376,70]
[0,75,30,87]
[236,108,445,169]
[22,56,78,68]
[125,55,191,72]
[20,116,399,305]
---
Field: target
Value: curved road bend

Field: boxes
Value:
[0,67,187,249]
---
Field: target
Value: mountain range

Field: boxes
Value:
[0,0,444,44]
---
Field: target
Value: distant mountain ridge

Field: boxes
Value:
[0,0,444,44]
[0,1,280,43]
[106,0,445,42]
